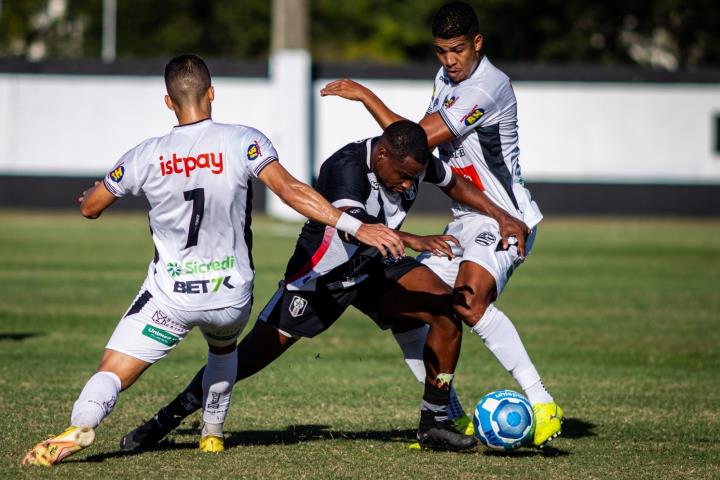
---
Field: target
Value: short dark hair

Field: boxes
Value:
[381,120,429,166]
[431,1,479,40]
[164,54,211,107]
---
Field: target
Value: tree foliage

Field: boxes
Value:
[0,0,718,69]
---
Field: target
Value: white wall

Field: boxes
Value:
[2,72,720,186]
[313,79,720,184]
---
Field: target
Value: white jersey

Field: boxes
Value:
[103,119,278,310]
[427,56,543,228]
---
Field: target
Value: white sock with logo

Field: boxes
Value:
[201,350,238,436]
[471,305,553,405]
[71,371,122,428]
[393,325,465,420]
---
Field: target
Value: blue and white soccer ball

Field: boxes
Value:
[472,390,535,450]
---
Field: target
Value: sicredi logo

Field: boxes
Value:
[166,256,235,278]
[159,152,223,177]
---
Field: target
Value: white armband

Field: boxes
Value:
[336,212,362,236]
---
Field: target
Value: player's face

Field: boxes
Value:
[433,34,483,83]
[374,154,424,193]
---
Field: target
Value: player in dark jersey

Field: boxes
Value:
[121,120,525,452]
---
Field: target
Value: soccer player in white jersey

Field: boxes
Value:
[22,54,405,467]
[321,1,564,447]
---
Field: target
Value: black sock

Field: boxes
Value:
[420,381,450,428]
[160,367,206,425]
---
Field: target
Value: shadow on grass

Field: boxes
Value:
[0,332,42,342]
[75,420,593,463]
[74,425,417,464]
[562,417,597,439]
[224,424,417,447]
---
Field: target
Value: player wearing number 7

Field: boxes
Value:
[321,1,564,447]
[21,54,405,466]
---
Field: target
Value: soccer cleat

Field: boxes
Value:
[416,419,478,452]
[452,414,474,436]
[120,413,178,451]
[532,402,564,447]
[199,435,224,453]
[21,426,95,467]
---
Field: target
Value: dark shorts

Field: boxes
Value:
[259,256,422,338]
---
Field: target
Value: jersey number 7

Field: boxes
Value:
[183,188,204,248]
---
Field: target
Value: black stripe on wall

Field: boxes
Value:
[0,175,718,216]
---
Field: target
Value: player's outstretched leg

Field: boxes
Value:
[381,265,476,451]
[120,322,297,451]
[454,262,564,447]
[23,350,146,466]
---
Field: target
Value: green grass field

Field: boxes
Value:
[1,210,719,479]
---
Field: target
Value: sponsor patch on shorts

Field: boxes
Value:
[475,231,497,246]
[142,325,179,347]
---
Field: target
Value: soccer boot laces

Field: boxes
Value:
[199,435,225,453]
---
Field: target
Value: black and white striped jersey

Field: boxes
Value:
[283,137,452,291]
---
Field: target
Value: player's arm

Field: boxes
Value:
[320,79,454,148]
[258,161,404,257]
[440,174,531,257]
[396,231,459,259]
[78,181,118,219]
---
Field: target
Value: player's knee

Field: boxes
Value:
[451,289,489,327]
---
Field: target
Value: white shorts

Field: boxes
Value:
[417,214,537,296]
[106,288,252,363]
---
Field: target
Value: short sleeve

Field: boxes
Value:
[437,84,495,138]
[242,128,279,178]
[422,155,453,188]
[315,148,370,210]
[103,146,142,197]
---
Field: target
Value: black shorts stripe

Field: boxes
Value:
[125,290,152,318]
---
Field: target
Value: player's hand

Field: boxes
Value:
[320,79,368,102]
[498,213,531,259]
[354,223,405,258]
[403,234,459,259]
[78,181,101,204]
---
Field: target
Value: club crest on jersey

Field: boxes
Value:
[109,165,125,183]
[159,152,223,177]
[443,96,458,108]
[475,231,497,246]
[289,295,308,317]
[462,105,485,126]
[247,141,262,160]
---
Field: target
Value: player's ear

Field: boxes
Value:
[164,94,174,111]
[473,34,483,53]
[207,86,215,102]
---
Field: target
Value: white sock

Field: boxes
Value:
[393,326,466,420]
[201,351,238,431]
[71,371,121,428]
[471,305,553,405]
